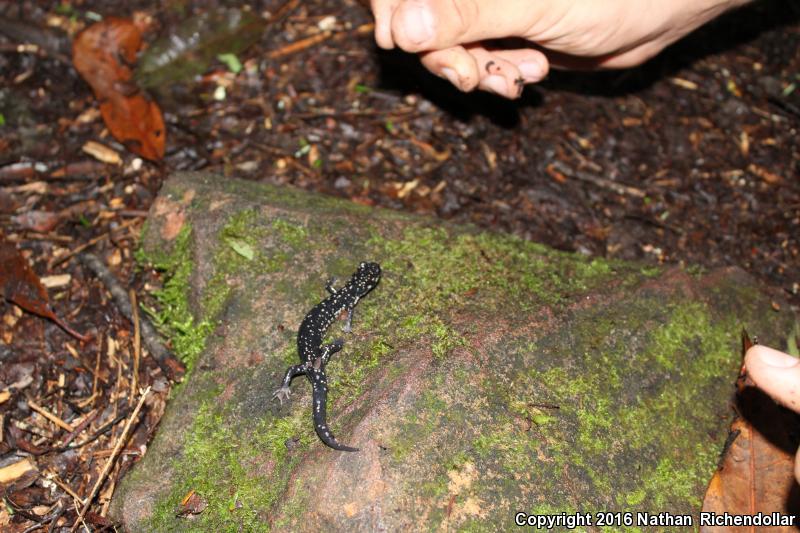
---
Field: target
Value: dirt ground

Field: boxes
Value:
[0,0,798,530]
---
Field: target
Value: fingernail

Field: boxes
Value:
[403,6,435,45]
[440,68,461,89]
[757,346,799,368]
[484,75,509,96]
[518,60,544,81]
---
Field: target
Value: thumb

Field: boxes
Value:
[744,345,800,412]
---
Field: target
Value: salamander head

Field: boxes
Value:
[352,261,381,296]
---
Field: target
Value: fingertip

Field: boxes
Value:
[391,0,437,52]
[371,0,397,49]
[420,47,480,92]
[746,345,800,370]
[493,48,549,83]
[745,345,800,413]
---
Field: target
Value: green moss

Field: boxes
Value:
[271,218,308,247]
[520,299,737,517]
[138,225,213,368]
[147,396,309,532]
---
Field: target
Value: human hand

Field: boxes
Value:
[744,344,800,482]
[371,0,751,99]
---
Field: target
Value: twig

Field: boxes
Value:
[129,289,141,405]
[46,472,83,503]
[79,253,184,381]
[251,142,316,178]
[549,160,646,198]
[48,218,141,269]
[268,30,333,59]
[28,399,74,432]
[70,387,150,532]
[60,409,130,451]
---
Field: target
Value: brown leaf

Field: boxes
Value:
[0,236,89,341]
[72,18,165,161]
[701,401,798,532]
[176,490,208,517]
[10,210,60,233]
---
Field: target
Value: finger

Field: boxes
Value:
[390,0,546,53]
[419,45,480,92]
[744,345,800,412]
[372,0,402,49]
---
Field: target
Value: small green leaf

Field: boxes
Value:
[217,53,243,74]
[354,84,370,94]
[0,113,6,127]
[531,414,555,426]
[312,158,323,169]
[384,120,394,133]
[227,238,254,260]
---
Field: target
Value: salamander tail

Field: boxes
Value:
[310,368,359,452]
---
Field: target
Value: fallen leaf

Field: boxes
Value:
[0,236,89,341]
[72,18,165,160]
[10,211,60,233]
[227,238,254,260]
[176,490,208,517]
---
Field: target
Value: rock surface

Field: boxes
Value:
[110,171,792,532]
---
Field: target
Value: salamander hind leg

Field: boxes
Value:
[319,339,344,366]
[310,368,359,452]
[272,364,306,405]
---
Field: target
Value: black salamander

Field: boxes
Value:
[272,262,381,452]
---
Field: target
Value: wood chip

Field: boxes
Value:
[0,457,36,483]
[670,77,698,90]
[82,141,122,165]
[40,274,72,288]
[748,163,782,184]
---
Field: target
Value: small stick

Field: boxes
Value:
[129,289,141,405]
[28,399,74,432]
[549,161,646,198]
[92,335,101,404]
[48,218,140,269]
[47,472,84,504]
[70,387,150,532]
[268,30,332,59]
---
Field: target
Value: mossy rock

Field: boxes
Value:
[110,171,794,532]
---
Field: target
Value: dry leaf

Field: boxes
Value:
[0,236,89,341]
[176,490,208,517]
[72,18,165,160]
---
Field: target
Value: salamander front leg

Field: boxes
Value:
[342,308,354,333]
[325,277,338,294]
[272,364,306,405]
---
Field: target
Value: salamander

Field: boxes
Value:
[272,261,381,452]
